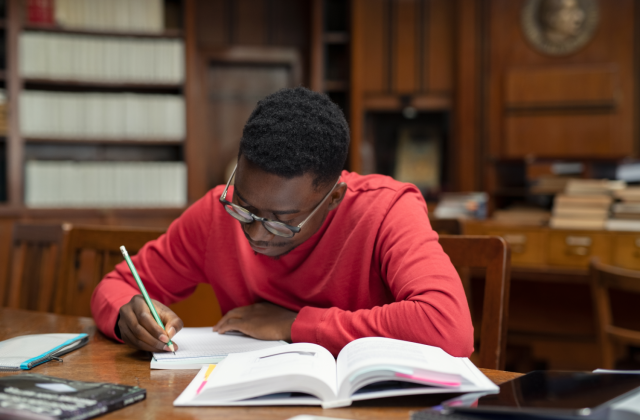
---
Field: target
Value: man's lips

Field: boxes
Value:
[249,242,269,251]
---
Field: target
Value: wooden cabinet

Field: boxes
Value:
[487,228,546,267]
[547,231,612,268]
[612,234,640,270]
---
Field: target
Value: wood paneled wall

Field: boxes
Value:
[350,0,455,174]
[485,0,635,161]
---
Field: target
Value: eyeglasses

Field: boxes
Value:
[219,164,340,238]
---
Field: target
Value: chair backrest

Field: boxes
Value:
[590,258,640,369]
[439,235,511,370]
[57,225,166,316]
[2,223,71,312]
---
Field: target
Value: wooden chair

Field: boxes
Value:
[57,225,221,326]
[1,223,71,312]
[430,218,462,235]
[439,235,511,370]
[590,258,640,369]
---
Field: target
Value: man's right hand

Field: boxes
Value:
[118,295,184,352]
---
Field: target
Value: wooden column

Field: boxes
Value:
[310,0,324,92]
[453,0,481,192]
[349,0,363,174]
[183,0,209,203]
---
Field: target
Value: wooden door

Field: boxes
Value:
[206,63,292,187]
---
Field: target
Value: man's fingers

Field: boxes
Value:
[137,310,168,342]
[216,317,246,335]
[120,323,164,352]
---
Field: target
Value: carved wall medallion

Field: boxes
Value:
[521,0,599,56]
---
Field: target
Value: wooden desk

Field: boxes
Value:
[0,309,521,420]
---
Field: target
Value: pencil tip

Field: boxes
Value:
[173,351,176,355]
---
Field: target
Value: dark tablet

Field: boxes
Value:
[442,371,640,420]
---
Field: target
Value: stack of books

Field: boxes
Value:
[606,187,640,231]
[27,0,165,33]
[20,32,184,83]
[550,180,625,230]
[20,91,185,140]
[25,161,187,208]
[492,206,551,226]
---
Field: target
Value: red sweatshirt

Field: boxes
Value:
[91,171,474,357]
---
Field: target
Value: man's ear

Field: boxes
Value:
[327,182,347,211]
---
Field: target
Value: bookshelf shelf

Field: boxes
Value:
[22,24,183,39]
[24,138,184,146]
[23,78,183,93]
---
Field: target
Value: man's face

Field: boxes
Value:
[230,156,345,258]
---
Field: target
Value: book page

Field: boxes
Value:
[336,337,471,397]
[199,343,338,402]
[152,328,286,362]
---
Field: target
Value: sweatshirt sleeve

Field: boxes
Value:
[90,192,214,341]
[291,187,474,357]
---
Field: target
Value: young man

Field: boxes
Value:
[91,87,474,357]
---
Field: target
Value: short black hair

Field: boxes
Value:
[239,87,350,189]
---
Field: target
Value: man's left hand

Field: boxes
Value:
[212,302,297,342]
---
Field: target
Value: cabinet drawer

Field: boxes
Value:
[548,231,611,268]
[612,234,640,270]
[487,229,545,266]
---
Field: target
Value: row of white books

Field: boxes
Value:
[20,32,184,83]
[55,0,165,33]
[25,161,187,208]
[20,91,185,140]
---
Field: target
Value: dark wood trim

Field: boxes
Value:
[453,0,481,192]
[310,0,324,92]
[0,206,185,217]
[7,0,22,207]
[350,0,364,173]
[22,78,183,93]
[183,0,207,204]
[22,24,183,39]
[363,93,451,111]
[24,138,185,146]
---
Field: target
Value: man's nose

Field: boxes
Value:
[244,220,273,242]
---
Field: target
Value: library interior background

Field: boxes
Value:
[4,0,640,373]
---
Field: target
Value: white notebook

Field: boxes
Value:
[0,333,88,370]
[151,327,287,369]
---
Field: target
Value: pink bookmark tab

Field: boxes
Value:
[196,364,216,395]
[395,372,461,387]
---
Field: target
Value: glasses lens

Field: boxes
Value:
[225,204,253,223]
[264,221,295,238]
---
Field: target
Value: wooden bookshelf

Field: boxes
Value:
[1,0,190,211]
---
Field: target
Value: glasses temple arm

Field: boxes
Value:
[297,179,341,229]
[220,164,238,201]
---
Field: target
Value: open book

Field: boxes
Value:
[174,337,498,408]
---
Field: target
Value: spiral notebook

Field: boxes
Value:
[0,333,89,370]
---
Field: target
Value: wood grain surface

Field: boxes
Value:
[0,308,522,420]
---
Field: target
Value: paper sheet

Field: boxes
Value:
[152,327,286,362]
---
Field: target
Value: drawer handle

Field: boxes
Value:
[566,236,592,247]
[566,246,589,256]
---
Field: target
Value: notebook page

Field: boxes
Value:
[0,334,82,368]
[153,327,286,361]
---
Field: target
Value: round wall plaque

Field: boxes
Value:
[521,0,599,56]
